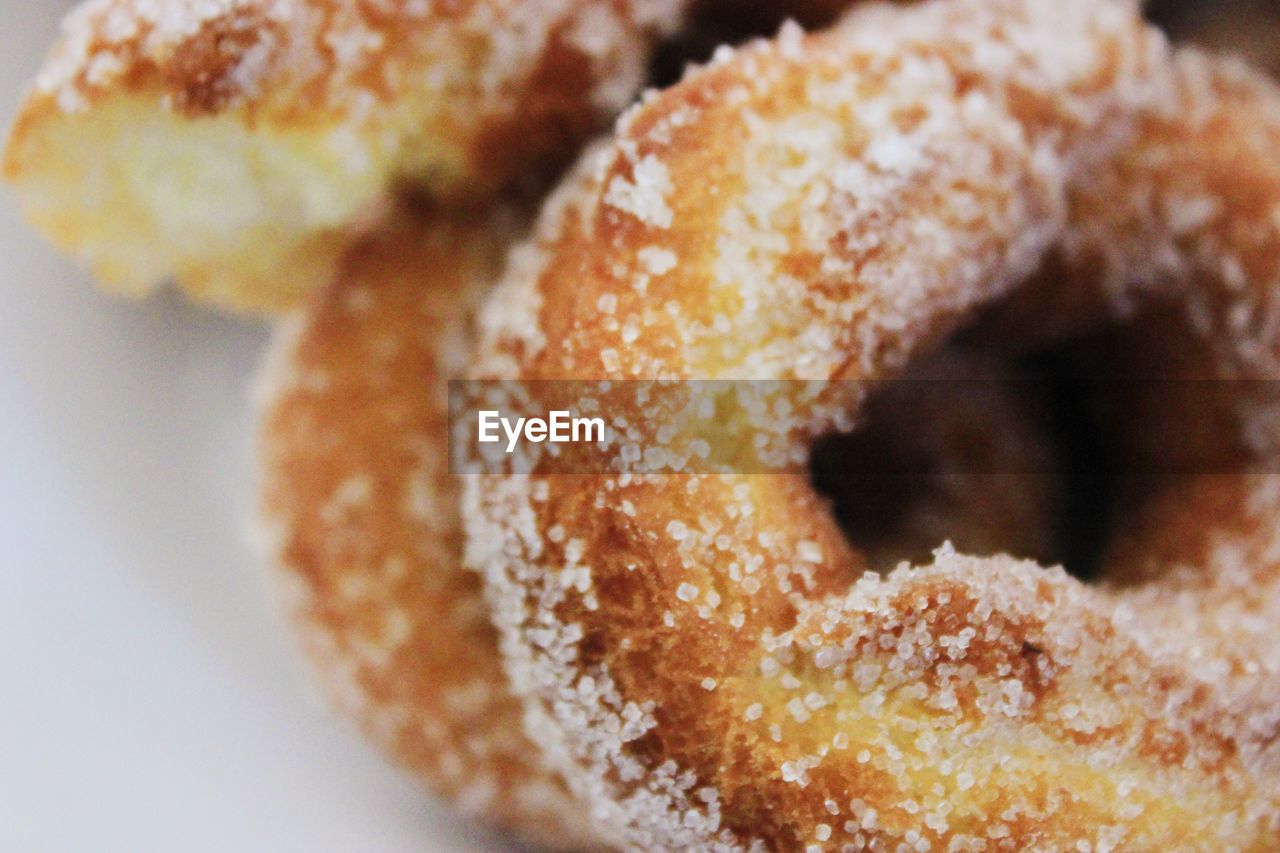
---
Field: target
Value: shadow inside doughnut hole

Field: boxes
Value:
[647,1,851,90]
[807,302,1263,584]
[1147,0,1280,79]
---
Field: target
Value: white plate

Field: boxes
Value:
[0,4,497,850]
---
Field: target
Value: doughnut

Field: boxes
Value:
[1,0,688,311]
[255,190,1066,845]
[254,203,612,846]
[462,0,1280,849]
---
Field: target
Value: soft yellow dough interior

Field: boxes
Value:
[4,95,458,311]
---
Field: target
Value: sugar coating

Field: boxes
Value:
[24,0,683,118]
[465,0,1280,848]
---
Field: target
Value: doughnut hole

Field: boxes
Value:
[807,303,1259,584]
[808,350,1069,574]
[1147,0,1280,78]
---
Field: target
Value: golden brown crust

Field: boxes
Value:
[464,0,1280,849]
[254,205,604,847]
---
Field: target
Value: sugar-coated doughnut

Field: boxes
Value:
[254,198,1065,849]
[464,0,1280,849]
[2,0,687,311]
[254,204,605,847]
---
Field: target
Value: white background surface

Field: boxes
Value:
[0,4,494,850]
